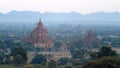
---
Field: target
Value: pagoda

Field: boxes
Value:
[82,30,99,47]
[22,19,54,51]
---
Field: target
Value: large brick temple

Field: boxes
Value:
[22,19,54,51]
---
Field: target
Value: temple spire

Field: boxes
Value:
[39,18,41,22]
[38,18,43,27]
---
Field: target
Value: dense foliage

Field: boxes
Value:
[83,56,120,68]
[11,47,27,64]
[58,57,69,65]
[31,55,47,64]
[90,46,117,59]
[48,60,57,68]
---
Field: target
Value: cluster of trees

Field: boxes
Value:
[30,46,116,68]
[31,55,47,64]
[83,56,120,68]
[83,46,119,68]
[11,47,27,65]
[30,54,71,68]
[0,45,119,68]
[0,47,27,65]
[89,46,117,60]
[64,46,118,68]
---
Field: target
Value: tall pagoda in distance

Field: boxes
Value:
[22,19,54,51]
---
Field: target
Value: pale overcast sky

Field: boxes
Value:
[0,0,120,14]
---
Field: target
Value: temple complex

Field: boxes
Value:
[22,19,54,51]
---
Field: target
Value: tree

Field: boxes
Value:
[71,59,82,66]
[72,49,88,61]
[0,40,5,49]
[58,57,69,65]
[54,41,62,51]
[48,60,57,68]
[31,55,47,64]
[14,55,23,65]
[70,49,88,66]
[90,46,117,60]
[83,56,120,68]
[0,53,4,64]
[89,51,98,60]
[97,46,117,58]
[4,54,11,64]
[11,47,27,64]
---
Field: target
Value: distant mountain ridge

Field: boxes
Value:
[0,11,120,24]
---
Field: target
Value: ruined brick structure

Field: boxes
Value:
[22,19,54,51]
[82,30,99,47]
[60,42,68,52]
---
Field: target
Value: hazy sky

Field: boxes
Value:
[0,0,120,14]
